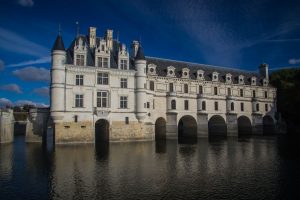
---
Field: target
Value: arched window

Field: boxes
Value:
[202,101,206,110]
[171,99,176,109]
[256,103,259,111]
[231,102,234,111]
[150,81,154,91]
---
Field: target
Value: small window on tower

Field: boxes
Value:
[150,81,155,91]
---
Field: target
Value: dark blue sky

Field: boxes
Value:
[0,0,300,107]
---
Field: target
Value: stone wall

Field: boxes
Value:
[0,109,14,144]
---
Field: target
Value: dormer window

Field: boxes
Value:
[76,54,85,66]
[251,77,257,86]
[96,57,109,68]
[181,68,190,78]
[147,64,157,75]
[120,59,128,70]
[197,70,204,80]
[263,78,268,86]
[226,73,232,84]
[239,75,244,84]
[167,66,175,77]
[212,72,219,81]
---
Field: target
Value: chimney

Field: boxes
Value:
[88,27,96,48]
[259,63,269,80]
[105,29,113,51]
[130,40,139,58]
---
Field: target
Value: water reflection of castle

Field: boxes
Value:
[50,26,277,144]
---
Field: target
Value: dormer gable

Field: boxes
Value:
[167,66,176,77]
[197,70,204,80]
[118,43,129,70]
[225,73,232,84]
[181,67,190,78]
[147,63,157,75]
[238,75,245,84]
[263,78,269,86]
[74,37,88,66]
[212,71,219,82]
[251,76,257,86]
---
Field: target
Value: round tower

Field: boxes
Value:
[50,34,66,122]
[134,45,147,122]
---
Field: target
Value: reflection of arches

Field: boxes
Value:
[263,115,275,135]
[95,119,109,143]
[208,115,227,136]
[178,115,197,139]
[155,117,166,141]
[238,116,252,135]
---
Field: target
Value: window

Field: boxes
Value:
[214,102,218,111]
[241,102,244,111]
[227,88,231,96]
[75,94,83,107]
[120,78,127,88]
[202,101,206,110]
[169,83,174,92]
[97,91,108,108]
[265,104,268,112]
[253,90,256,98]
[256,103,259,111]
[97,57,109,68]
[97,73,109,85]
[120,96,128,109]
[240,89,244,97]
[199,85,203,94]
[76,54,84,66]
[171,99,176,109]
[214,87,218,95]
[125,117,129,124]
[76,75,83,86]
[150,81,154,91]
[184,84,188,93]
[264,91,268,98]
[184,100,189,110]
[120,59,128,70]
[231,102,234,111]
[147,102,150,108]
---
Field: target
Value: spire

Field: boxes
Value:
[135,45,145,60]
[52,34,65,51]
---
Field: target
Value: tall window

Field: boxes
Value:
[184,84,188,93]
[214,102,218,111]
[231,102,234,111]
[184,100,189,110]
[169,83,174,92]
[97,72,109,85]
[75,94,83,107]
[241,102,244,111]
[253,90,256,98]
[76,54,85,66]
[240,89,244,97]
[97,91,108,107]
[150,81,154,91]
[120,78,127,88]
[202,101,206,110]
[171,99,176,109]
[120,96,128,109]
[256,103,259,111]
[75,75,83,86]
[227,88,231,96]
[265,104,268,111]
[120,59,128,70]
[214,87,218,95]
[264,91,268,98]
[199,85,203,94]
[97,57,109,68]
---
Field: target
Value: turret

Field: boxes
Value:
[259,63,269,80]
[50,34,66,122]
[134,45,147,122]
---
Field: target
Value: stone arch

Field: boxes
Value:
[208,115,227,136]
[178,115,197,139]
[155,117,166,141]
[263,115,275,135]
[95,119,109,143]
[238,116,252,135]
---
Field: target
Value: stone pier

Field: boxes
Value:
[0,109,14,144]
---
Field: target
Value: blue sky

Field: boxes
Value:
[0,0,300,107]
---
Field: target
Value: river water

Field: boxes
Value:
[0,135,299,200]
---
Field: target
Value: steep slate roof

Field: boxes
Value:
[146,57,264,85]
[52,35,65,51]
[135,46,145,60]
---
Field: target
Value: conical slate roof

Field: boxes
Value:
[52,35,65,51]
[135,45,145,60]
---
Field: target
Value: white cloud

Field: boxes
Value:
[0,27,48,57]
[0,84,22,94]
[17,0,34,7]
[0,98,13,107]
[8,56,51,68]
[15,100,49,108]
[12,66,50,82]
[288,58,300,65]
[33,87,49,96]
[0,59,4,71]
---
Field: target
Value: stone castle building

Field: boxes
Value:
[50,27,277,144]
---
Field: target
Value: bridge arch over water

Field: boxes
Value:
[95,119,109,143]
[178,115,197,139]
[208,115,227,136]
[238,116,252,135]
[155,117,166,141]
